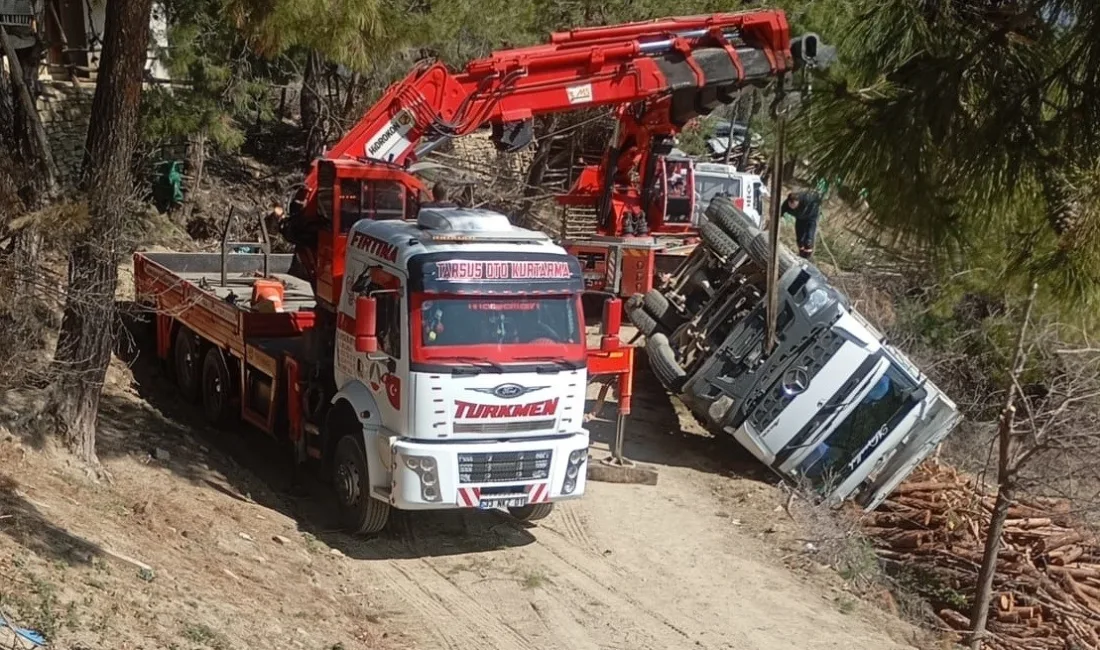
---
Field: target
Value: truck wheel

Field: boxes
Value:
[708,200,757,243]
[201,347,234,426]
[173,328,201,402]
[701,222,740,260]
[509,503,554,522]
[642,289,684,330]
[333,435,390,535]
[627,306,663,337]
[647,333,687,392]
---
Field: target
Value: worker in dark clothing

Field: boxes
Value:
[782,190,822,259]
[421,182,458,209]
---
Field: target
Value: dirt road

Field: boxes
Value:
[317,373,915,650]
[0,341,918,650]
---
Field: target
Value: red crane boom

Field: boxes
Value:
[280,10,816,310]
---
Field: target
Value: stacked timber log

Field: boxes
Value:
[864,461,1100,650]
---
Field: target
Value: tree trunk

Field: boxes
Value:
[518,117,559,224]
[181,131,206,222]
[0,60,14,144]
[968,456,1018,649]
[301,50,325,163]
[968,282,1039,650]
[1,27,58,297]
[341,71,361,121]
[46,0,154,464]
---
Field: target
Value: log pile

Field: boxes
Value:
[864,461,1100,650]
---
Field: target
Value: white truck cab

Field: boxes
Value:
[630,197,962,510]
[691,162,767,227]
[331,208,592,529]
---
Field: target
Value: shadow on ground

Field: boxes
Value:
[97,305,536,560]
[0,473,101,568]
[1,303,775,565]
[584,353,773,483]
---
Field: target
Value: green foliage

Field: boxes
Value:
[142,0,291,152]
[675,117,720,158]
[388,0,539,65]
[791,0,1100,305]
[226,0,386,69]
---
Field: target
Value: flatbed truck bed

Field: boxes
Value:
[134,251,320,441]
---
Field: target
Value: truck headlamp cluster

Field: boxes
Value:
[803,288,829,318]
[563,449,587,495]
[404,454,442,502]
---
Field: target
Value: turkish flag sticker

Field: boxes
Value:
[383,374,401,410]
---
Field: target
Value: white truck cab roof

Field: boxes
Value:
[347,207,571,269]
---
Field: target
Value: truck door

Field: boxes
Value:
[364,279,410,434]
[751,181,765,222]
[664,160,693,224]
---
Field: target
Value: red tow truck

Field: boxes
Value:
[134,10,813,534]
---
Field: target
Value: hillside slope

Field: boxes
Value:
[1,337,923,650]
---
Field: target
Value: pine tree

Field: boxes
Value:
[791,0,1100,301]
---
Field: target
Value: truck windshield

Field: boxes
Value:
[696,176,741,205]
[411,295,584,364]
[796,370,920,489]
[694,175,742,220]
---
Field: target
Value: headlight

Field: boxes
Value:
[803,288,830,317]
[405,456,420,470]
[420,457,436,472]
[569,449,586,464]
[422,471,437,486]
[567,465,579,479]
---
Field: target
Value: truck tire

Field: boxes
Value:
[642,289,683,330]
[700,222,740,259]
[627,306,663,337]
[173,327,201,403]
[706,198,758,244]
[646,333,687,392]
[201,347,234,426]
[706,196,801,274]
[509,503,555,522]
[333,435,391,535]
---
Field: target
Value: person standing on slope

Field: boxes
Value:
[781,190,822,260]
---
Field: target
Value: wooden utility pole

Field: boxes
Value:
[764,79,787,353]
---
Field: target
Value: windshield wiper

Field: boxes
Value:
[515,355,577,372]
[440,356,504,373]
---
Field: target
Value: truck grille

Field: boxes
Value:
[453,419,556,435]
[748,331,845,431]
[457,450,553,484]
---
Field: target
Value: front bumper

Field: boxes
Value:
[389,433,589,510]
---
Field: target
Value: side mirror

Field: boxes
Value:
[354,295,378,354]
[600,297,622,352]
[802,34,818,61]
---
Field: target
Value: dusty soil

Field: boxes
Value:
[0,334,926,650]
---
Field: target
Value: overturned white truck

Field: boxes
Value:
[627,197,961,510]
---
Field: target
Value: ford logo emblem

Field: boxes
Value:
[467,383,549,399]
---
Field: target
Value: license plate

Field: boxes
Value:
[478,497,527,509]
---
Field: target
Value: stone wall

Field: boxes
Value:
[35,80,95,187]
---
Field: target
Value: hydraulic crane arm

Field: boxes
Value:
[311,10,801,187]
[283,10,822,309]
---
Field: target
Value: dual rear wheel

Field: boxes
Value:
[172,326,234,426]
